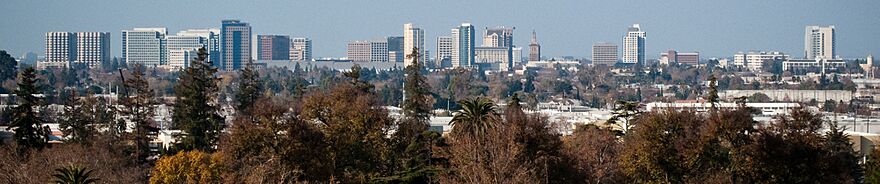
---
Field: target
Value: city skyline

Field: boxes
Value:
[1,0,878,59]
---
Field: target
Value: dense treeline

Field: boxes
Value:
[0,48,876,183]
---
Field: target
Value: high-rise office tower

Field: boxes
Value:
[436,36,453,68]
[451,29,459,67]
[75,32,110,68]
[451,23,475,68]
[483,26,514,48]
[220,19,252,70]
[167,29,219,69]
[347,41,371,62]
[41,32,109,68]
[290,37,312,61]
[122,28,167,67]
[347,40,388,62]
[529,30,541,62]
[483,26,515,69]
[257,35,291,60]
[592,42,618,66]
[370,40,389,62]
[805,26,835,59]
[403,23,425,67]
[512,47,523,66]
[623,24,646,64]
[43,32,76,68]
[386,36,404,62]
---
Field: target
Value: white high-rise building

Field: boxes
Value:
[122,28,167,67]
[166,29,219,69]
[805,26,835,59]
[512,47,523,67]
[75,32,110,68]
[623,24,646,64]
[403,23,425,67]
[43,32,76,68]
[436,36,453,68]
[451,23,475,68]
[451,29,460,68]
[290,37,312,61]
[41,32,109,69]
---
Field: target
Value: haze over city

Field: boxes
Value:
[4,0,880,183]
[2,0,879,58]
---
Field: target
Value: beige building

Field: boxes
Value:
[347,41,371,62]
[592,42,618,66]
[733,51,788,72]
[347,40,388,62]
[403,23,425,66]
[805,25,835,59]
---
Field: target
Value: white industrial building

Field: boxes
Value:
[646,101,800,117]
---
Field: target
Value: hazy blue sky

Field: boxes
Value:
[1,0,878,59]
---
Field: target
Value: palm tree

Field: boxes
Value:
[52,164,99,184]
[449,97,500,137]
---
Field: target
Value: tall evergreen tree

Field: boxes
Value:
[59,90,102,145]
[235,61,262,115]
[119,64,157,163]
[7,67,50,151]
[172,48,223,151]
[705,75,720,112]
[866,148,880,183]
[605,100,640,134]
[342,64,373,92]
[400,48,432,136]
[820,122,863,182]
[384,48,439,182]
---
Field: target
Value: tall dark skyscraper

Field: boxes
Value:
[257,35,290,60]
[386,36,404,62]
[220,19,251,70]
